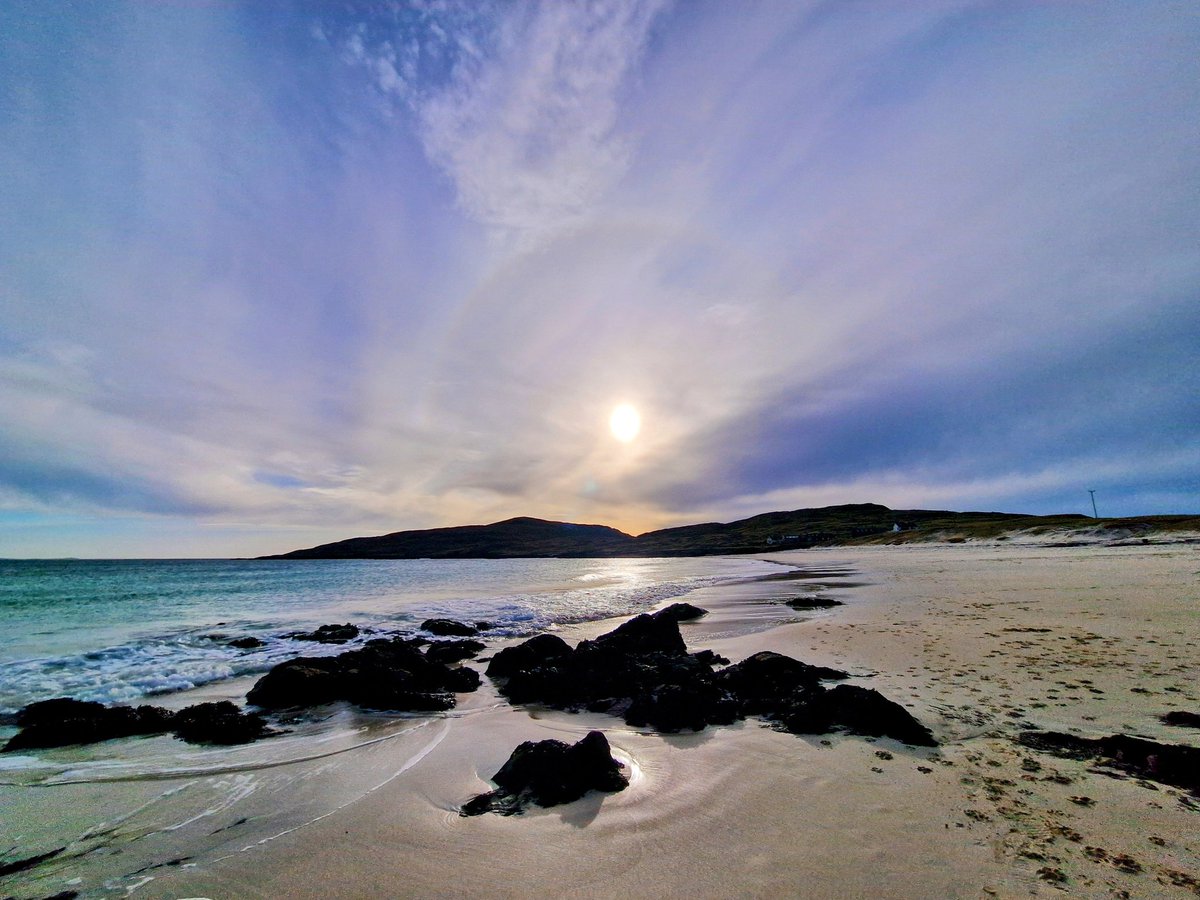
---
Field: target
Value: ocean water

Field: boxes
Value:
[0,554,818,897]
[0,556,783,717]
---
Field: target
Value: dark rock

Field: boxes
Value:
[626,682,739,732]
[494,625,735,732]
[229,636,265,649]
[771,691,836,735]
[342,650,480,710]
[499,663,578,707]
[486,634,573,678]
[715,651,849,715]
[4,699,175,751]
[1015,730,1098,760]
[445,666,483,692]
[289,623,359,644]
[1162,711,1200,728]
[461,730,627,816]
[365,636,426,651]
[654,602,708,622]
[580,612,687,657]
[474,621,496,632]
[817,684,938,746]
[481,610,933,746]
[247,637,479,712]
[246,657,345,709]
[16,697,107,729]
[785,595,843,609]
[422,618,478,637]
[346,684,457,712]
[1017,730,1200,795]
[425,639,487,665]
[172,701,269,745]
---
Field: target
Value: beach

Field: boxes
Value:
[4,543,1199,899]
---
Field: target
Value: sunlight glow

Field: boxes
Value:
[609,403,641,443]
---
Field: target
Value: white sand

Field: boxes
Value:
[8,544,1199,899]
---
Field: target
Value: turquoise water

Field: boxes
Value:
[0,556,779,716]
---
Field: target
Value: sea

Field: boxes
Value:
[0,556,784,720]
[0,554,810,896]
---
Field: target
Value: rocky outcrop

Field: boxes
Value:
[461,730,627,816]
[5,631,485,752]
[288,623,360,644]
[3,698,174,751]
[1162,711,1200,728]
[813,684,937,746]
[172,701,270,745]
[3,697,270,751]
[493,613,734,730]
[1018,730,1200,795]
[714,650,848,715]
[485,608,936,746]
[485,634,573,679]
[785,595,843,609]
[425,639,486,665]
[246,657,344,708]
[625,681,739,732]
[228,636,265,649]
[247,636,479,711]
[653,602,708,622]
[583,610,688,656]
[421,618,478,637]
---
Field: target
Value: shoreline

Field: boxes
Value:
[4,544,1199,899]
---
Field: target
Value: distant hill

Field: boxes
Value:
[265,516,635,560]
[261,505,1200,559]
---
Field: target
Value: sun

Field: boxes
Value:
[609,403,641,443]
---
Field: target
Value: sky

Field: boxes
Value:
[1,1,1197,558]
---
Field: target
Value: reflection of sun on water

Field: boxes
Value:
[610,403,641,443]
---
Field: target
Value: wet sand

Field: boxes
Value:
[8,543,1200,899]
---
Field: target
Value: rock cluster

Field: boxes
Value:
[3,697,268,751]
[421,618,480,637]
[486,604,936,745]
[4,629,483,751]
[1162,710,1200,728]
[424,639,486,665]
[6,598,942,816]
[287,623,360,644]
[1017,730,1200,795]
[172,701,271,745]
[784,595,843,609]
[461,730,627,816]
[246,635,479,711]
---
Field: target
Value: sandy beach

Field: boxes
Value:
[5,542,1198,899]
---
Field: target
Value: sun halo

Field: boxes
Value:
[609,403,641,443]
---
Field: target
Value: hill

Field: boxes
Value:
[262,505,1200,559]
[266,516,635,559]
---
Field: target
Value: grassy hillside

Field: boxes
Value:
[267,517,634,559]
[264,505,1200,559]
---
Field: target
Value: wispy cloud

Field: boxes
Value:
[334,0,670,245]
[0,1,1197,556]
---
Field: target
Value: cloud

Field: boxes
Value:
[0,1,1198,556]
[619,294,1200,513]
[340,0,667,244]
